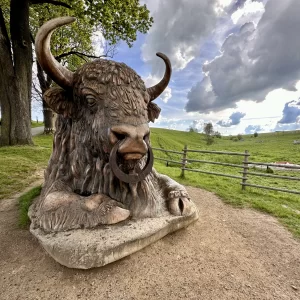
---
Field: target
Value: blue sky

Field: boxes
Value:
[33,0,300,135]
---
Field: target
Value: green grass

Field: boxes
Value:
[31,121,44,128]
[18,185,42,228]
[1,127,300,237]
[151,128,300,237]
[0,135,52,199]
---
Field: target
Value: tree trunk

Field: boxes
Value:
[0,1,33,146]
[37,60,56,134]
[43,102,56,134]
[0,7,19,145]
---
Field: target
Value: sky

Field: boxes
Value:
[33,0,300,135]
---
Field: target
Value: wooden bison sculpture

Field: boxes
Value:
[30,17,195,232]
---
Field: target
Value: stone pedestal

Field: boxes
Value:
[29,205,198,269]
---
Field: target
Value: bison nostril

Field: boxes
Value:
[114,132,126,141]
[143,132,150,142]
[179,198,184,214]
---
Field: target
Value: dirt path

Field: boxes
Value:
[0,186,299,300]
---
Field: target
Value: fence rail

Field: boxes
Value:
[153,146,300,195]
[247,161,300,169]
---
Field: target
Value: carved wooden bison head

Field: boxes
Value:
[35,17,172,184]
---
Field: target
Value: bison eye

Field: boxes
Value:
[86,95,96,107]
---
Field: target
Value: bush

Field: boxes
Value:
[254,132,258,137]
[237,134,243,140]
[206,136,214,145]
[214,131,222,138]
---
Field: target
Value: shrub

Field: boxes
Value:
[206,136,214,145]
[214,131,222,138]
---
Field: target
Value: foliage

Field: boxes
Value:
[206,135,214,145]
[203,122,215,145]
[203,122,214,136]
[0,0,153,146]
[18,185,42,227]
[1,0,153,48]
[214,131,222,138]
[84,0,153,47]
[31,5,94,65]
[189,126,198,133]
[237,134,243,140]
[254,132,258,138]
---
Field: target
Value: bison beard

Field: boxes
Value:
[30,17,193,232]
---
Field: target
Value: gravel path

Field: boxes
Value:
[0,186,299,300]
[31,127,44,136]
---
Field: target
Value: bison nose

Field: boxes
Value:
[109,124,150,160]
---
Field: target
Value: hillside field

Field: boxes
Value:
[0,128,299,236]
[151,128,300,237]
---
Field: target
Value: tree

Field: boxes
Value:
[237,134,243,140]
[214,131,221,138]
[188,126,198,133]
[203,122,214,145]
[254,132,258,137]
[0,0,153,146]
[30,4,98,133]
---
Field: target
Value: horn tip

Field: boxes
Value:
[64,16,77,23]
[156,52,165,58]
[155,52,171,65]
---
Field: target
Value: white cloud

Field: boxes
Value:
[141,0,220,74]
[92,31,106,57]
[186,0,300,113]
[231,0,265,25]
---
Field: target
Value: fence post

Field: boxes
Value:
[241,150,249,190]
[180,145,188,178]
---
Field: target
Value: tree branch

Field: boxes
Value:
[30,0,71,9]
[55,51,102,61]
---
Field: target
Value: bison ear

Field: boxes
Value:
[44,87,74,118]
[147,102,161,122]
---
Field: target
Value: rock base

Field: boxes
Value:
[29,206,198,269]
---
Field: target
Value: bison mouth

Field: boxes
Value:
[109,141,154,184]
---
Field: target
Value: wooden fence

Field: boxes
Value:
[152,146,300,195]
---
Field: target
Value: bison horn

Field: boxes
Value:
[35,17,75,90]
[147,52,172,101]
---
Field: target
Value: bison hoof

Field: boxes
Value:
[81,194,130,225]
[167,190,192,216]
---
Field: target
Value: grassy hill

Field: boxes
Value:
[0,128,299,236]
[151,128,300,237]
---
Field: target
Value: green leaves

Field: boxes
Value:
[84,0,153,47]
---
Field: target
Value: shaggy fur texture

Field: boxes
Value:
[30,59,190,232]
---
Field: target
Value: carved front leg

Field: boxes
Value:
[167,190,192,216]
[152,169,194,216]
[31,187,130,232]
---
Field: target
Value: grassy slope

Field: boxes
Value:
[151,128,300,237]
[0,135,52,199]
[0,129,299,236]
